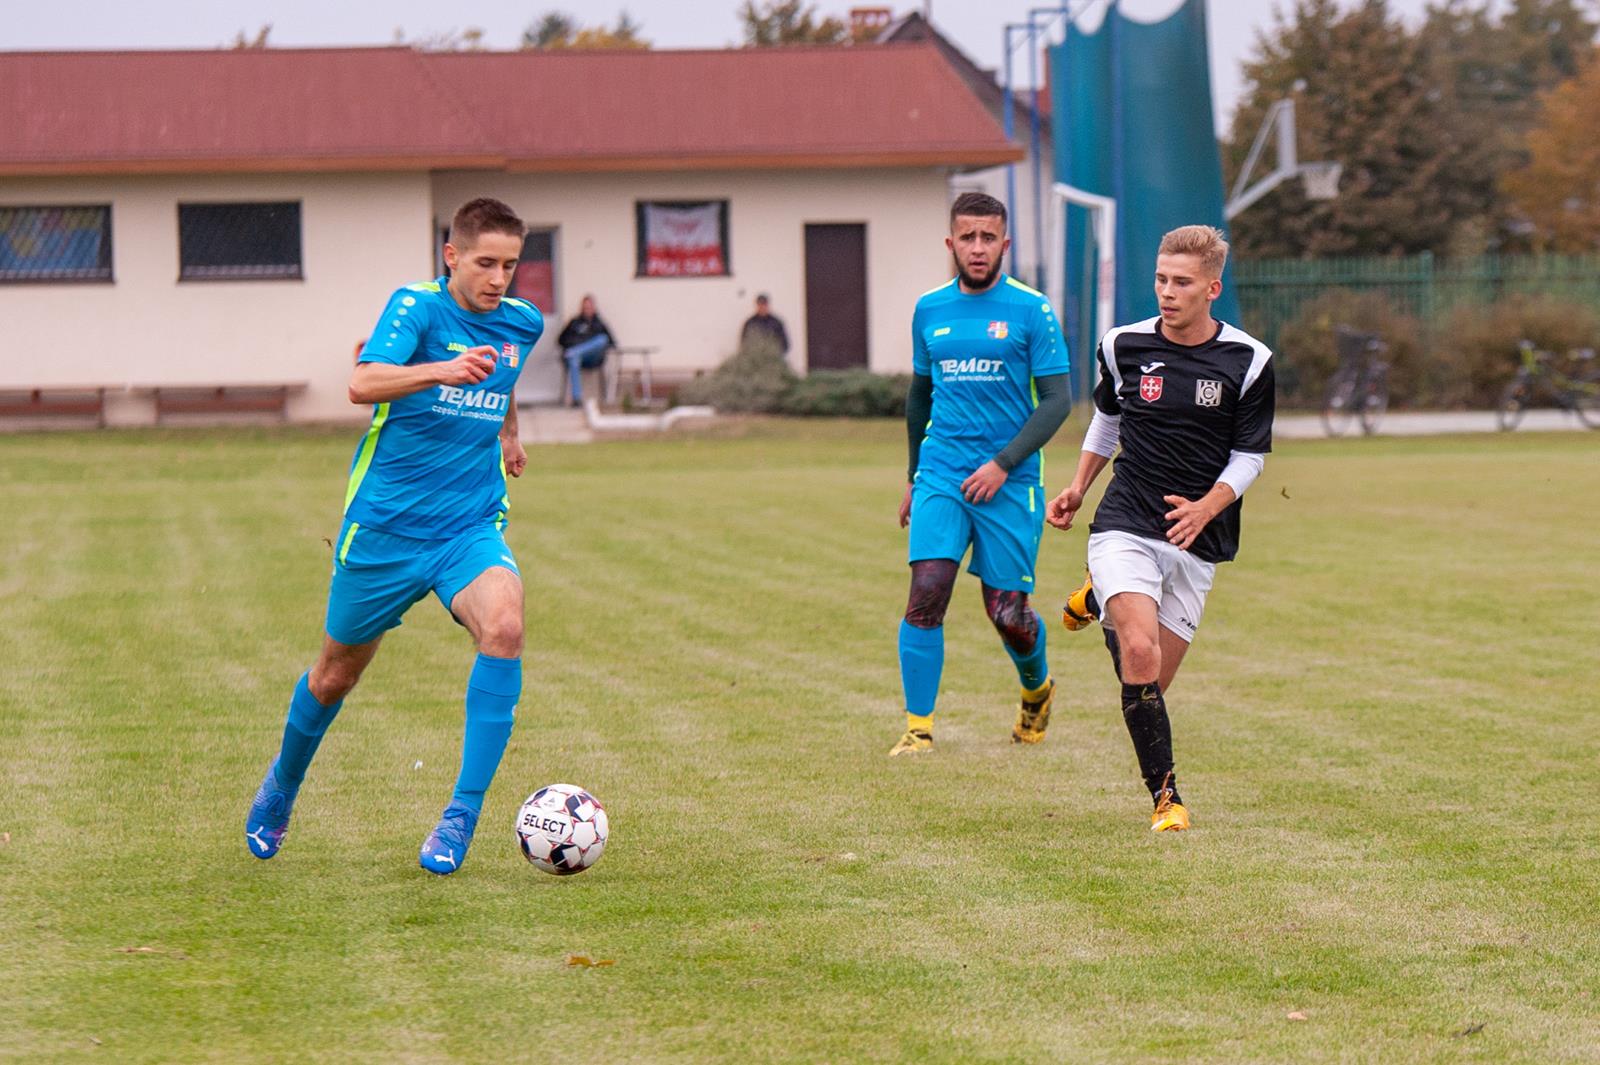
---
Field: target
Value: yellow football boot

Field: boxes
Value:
[1150,783,1191,832]
[1011,678,1055,744]
[1062,570,1099,631]
[889,716,934,757]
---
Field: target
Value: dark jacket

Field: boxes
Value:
[558,314,615,350]
[741,313,789,355]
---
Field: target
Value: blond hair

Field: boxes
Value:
[1158,225,1229,277]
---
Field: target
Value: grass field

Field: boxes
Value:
[1,418,1597,1063]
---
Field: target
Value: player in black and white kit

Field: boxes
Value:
[1046,225,1273,832]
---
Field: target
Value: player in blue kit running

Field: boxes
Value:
[245,198,543,874]
[891,192,1074,756]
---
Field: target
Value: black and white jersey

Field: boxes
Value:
[1090,316,1274,564]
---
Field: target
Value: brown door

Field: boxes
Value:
[804,223,868,370]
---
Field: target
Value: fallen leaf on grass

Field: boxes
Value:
[1454,1023,1485,1038]
[0,832,10,845]
[564,954,614,968]
[1286,1011,1307,1022]
[1280,486,1291,499]
[115,946,187,959]
[89,1037,102,1046]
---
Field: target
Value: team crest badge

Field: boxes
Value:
[987,320,1009,339]
[500,343,520,368]
[1139,375,1164,402]
[1196,379,1223,406]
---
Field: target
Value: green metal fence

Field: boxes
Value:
[1234,253,1600,353]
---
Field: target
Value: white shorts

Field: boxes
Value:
[1086,530,1217,643]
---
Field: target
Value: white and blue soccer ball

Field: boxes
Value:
[516,784,608,875]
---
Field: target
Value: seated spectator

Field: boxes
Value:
[740,293,790,360]
[558,295,616,406]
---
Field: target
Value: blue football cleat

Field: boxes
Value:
[420,801,480,876]
[245,758,297,860]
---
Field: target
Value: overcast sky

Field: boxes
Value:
[5,0,1440,128]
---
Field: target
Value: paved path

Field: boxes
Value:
[1274,409,1592,440]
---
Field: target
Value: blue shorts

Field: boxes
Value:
[907,474,1044,593]
[324,519,521,646]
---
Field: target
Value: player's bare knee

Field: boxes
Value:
[310,662,361,703]
[1115,630,1160,682]
[479,613,524,657]
[904,559,959,629]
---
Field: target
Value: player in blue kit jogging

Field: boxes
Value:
[890,192,1073,756]
[245,198,543,875]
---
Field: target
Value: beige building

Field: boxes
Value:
[0,46,1020,424]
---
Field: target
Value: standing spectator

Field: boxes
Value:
[740,293,790,359]
[558,295,616,406]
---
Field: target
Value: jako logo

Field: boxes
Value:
[436,386,509,411]
[940,358,1005,374]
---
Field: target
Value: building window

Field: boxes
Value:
[0,205,113,283]
[178,201,302,280]
[635,200,730,278]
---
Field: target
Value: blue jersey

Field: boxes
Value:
[912,274,1071,487]
[344,278,544,540]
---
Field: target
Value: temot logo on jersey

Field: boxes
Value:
[940,357,1006,376]
[433,386,509,421]
[1139,375,1164,402]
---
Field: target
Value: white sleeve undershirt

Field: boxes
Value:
[1218,451,1265,499]
[1081,410,1121,457]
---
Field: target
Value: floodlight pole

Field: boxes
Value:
[1003,25,1020,277]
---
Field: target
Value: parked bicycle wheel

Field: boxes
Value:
[1497,374,1531,431]
[1358,368,1389,436]
[1573,371,1600,429]
[1322,370,1359,437]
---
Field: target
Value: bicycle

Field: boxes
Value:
[1321,327,1390,437]
[1496,341,1600,431]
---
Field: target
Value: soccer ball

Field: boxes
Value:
[516,784,608,875]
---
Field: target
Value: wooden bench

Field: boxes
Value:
[0,386,110,427]
[132,383,307,424]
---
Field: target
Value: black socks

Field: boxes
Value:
[1121,681,1181,806]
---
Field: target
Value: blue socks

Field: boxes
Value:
[273,672,344,792]
[898,620,944,726]
[1004,611,1050,691]
[452,653,521,813]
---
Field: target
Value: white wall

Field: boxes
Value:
[0,172,433,425]
[0,167,956,419]
[431,167,953,403]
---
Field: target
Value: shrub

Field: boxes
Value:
[1436,295,1600,408]
[778,369,911,418]
[1275,292,1424,408]
[674,333,796,413]
[674,333,911,418]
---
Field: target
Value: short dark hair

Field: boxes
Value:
[950,191,1007,229]
[450,197,526,249]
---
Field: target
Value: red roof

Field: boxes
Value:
[0,45,1020,175]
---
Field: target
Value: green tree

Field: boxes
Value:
[1414,0,1598,253]
[1225,0,1457,258]
[523,13,575,48]
[1226,0,1599,258]
[1503,48,1600,250]
[522,10,649,49]
[739,1,849,46]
